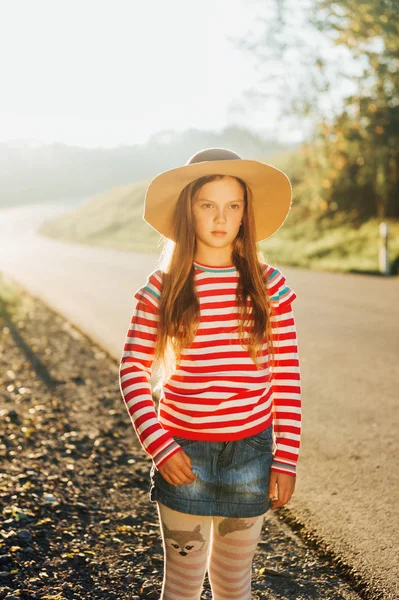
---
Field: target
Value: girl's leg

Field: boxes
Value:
[207,513,265,600]
[156,502,212,600]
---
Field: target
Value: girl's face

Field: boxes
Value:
[191,177,245,255]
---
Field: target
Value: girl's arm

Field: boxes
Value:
[267,267,302,478]
[119,275,182,469]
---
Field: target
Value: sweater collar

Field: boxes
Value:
[193,260,237,273]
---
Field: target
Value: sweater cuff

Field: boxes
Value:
[271,460,297,477]
[153,440,182,468]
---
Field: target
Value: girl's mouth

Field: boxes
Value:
[211,231,227,236]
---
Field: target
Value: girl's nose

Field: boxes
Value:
[215,209,227,223]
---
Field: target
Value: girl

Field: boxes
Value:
[119,148,302,600]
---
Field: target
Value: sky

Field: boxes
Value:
[0,0,357,148]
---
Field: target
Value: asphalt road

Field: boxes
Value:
[1,203,398,599]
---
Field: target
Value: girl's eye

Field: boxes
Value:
[200,203,241,209]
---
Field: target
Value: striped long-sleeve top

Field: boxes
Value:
[119,260,302,477]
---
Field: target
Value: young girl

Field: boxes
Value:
[119,148,302,600]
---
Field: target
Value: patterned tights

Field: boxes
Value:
[156,501,265,600]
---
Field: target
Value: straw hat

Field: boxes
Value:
[144,147,292,243]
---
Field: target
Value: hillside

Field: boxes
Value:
[0,126,296,208]
[38,146,399,276]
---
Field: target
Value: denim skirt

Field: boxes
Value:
[148,422,274,518]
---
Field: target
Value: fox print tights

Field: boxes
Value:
[156,502,265,600]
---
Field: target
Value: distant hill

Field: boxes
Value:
[0,126,299,208]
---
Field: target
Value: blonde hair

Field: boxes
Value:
[154,174,275,381]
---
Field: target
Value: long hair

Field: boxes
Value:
[154,174,276,381]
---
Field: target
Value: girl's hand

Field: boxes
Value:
[158,449,197,486]
[268,471,296,510]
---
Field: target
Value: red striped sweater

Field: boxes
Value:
[119,260,302,477]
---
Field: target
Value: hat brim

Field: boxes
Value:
[144,159,292,243]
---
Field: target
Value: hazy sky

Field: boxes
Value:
[0,0,355,148]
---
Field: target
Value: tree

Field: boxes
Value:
[311,0,398,218]
[233,0,399,218]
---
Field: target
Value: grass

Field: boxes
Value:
[38,181,163,253]
[38,172,399,277]
[0,273,20,320]
[260,209,399,275]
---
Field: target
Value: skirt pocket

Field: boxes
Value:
[242,423,273,451]
[172,434,198,448]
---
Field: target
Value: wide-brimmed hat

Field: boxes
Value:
[144,147,292,243]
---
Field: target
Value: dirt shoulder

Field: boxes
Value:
[0,275,362,600]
